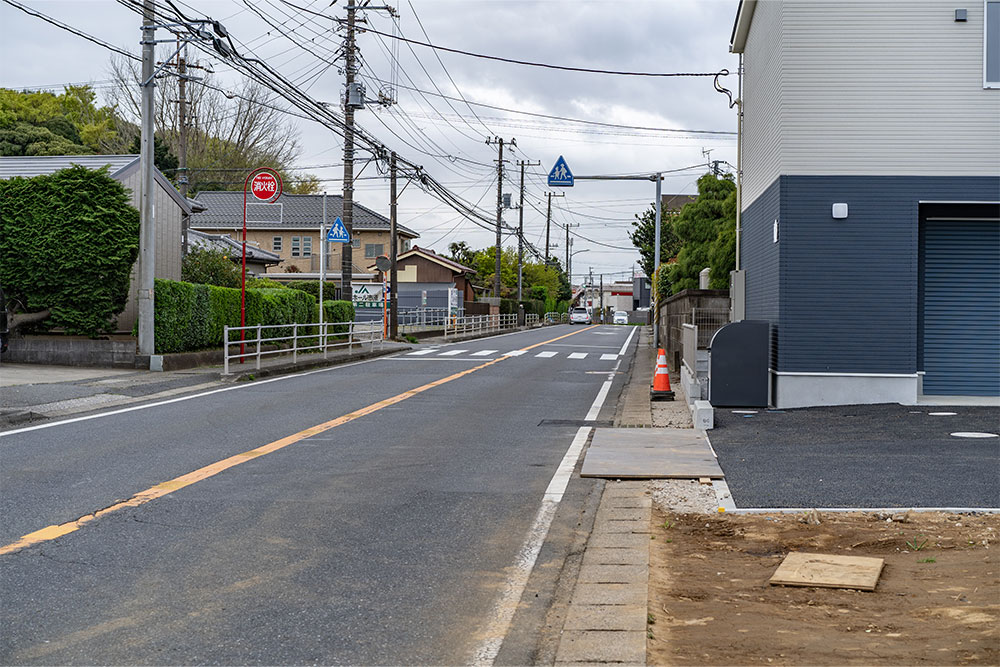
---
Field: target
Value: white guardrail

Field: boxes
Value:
[223,320,383,375]
[443,313,519,339]
[544,311,568,324]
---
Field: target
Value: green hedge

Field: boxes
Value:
[154,279,351,353]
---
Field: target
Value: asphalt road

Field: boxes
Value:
[710,403,1000,508]
[0,324,636,665]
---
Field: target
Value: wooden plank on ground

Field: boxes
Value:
[769,552,884,591]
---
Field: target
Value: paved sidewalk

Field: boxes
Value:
[554,327,656,666]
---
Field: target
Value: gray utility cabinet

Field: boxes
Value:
[709,320,770,407]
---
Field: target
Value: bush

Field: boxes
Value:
[153,278,317,353]
[245,277,286,289]
[0,165,139,336]
[318,300,355,336]
[181,247,241,288]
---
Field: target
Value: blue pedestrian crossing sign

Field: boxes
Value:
[547,155,574,187]
[326,216,350,243]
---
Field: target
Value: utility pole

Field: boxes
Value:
[515,160,540,301]
[137,0,156,359]
[176,49,189,254]
[340,1,357,301]
[389,151,398,339]
[517,160,524,301]
[544,191,564,263]
[486,137,514,299]
[653,172,662,348]
[600,273,604,323]
[565,222,578,280]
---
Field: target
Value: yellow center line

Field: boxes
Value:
[0,325,597,556]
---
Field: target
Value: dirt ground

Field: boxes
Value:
[647,510,999,665]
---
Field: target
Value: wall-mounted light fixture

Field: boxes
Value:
[832,203,849,219]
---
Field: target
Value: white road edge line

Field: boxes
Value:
[584,381,613,421]
[618,325,638,357]
[470,426,592,666]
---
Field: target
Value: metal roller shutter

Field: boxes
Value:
[919,216,1000,396]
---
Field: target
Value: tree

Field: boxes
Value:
[129,135,179,176]
[107,55,318,194]
[666,173,737,293]
[628,201,683,288]
[0,86,120,156]
[181,247,241,288]
[0,166,140,336]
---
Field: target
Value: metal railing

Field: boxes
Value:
[544,311,569,324]
[223,319,383,375]
[443,313,519,339]
[526,313,540,326]
[397,307,451,333]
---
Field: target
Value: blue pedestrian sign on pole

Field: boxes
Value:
[547,155,574,187]
[326,216,350,243]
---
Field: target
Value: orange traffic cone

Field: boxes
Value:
[650,348,675,401]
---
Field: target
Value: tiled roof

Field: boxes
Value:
[188,229,281,263]
[189,191,419,238]
[395,246,475,273]
[0,154,138,180]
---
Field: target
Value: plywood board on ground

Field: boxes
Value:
[769,552,884,591]
[580,428,723,479]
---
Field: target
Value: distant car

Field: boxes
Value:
[569,307,592,325]
[613,311,628,325]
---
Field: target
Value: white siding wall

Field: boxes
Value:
[742,1,1000,207]
[742,0,785,206]
[114,171,184,332]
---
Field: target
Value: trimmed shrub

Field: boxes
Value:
[280,280,342,302]
[245,277,286,289]
[154,278,317,353]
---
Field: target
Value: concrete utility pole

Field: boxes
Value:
[544,191,564,263]
[600,273,604,323]
[517,160,524,301]
[340,1,357,301]
[486,137,513,298]
[565,222,578,279]
[653,172,662,348]
[389,151,398,339]
[137,0,156,358]
[176,50,189,255]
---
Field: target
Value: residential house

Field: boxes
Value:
[661,193,697,215]
[367,246,477,313]
[0,154,203,333]
[730,0,1000,407]
[187,229,281,276]
[188,191,419,276]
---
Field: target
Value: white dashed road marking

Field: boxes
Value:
[407,349,437,356]
[535,351,557,358]
[503,350,527,357]
[439,349,468,356]
[568,352,588,360]
[471,350,497,356]
[600,353,618,360]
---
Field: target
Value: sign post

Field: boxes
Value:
[241,168,282,362]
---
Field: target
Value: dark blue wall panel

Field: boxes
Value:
[777,175,1000,375]
[740,178,781,366]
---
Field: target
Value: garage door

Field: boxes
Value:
[919,210,1000,396]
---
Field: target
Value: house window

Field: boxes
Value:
[302,236,312,257]
[291,236,301,257]
[351,238,361,249]
[402,239,411,252]
[987,1,1000,88]
[365,243,384,259]
[272,236,282,252]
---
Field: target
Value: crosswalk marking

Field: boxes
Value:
[535,351,557,358]
[471,350,497,356]
[439,349,468,356]
[568,352,588,360]
[503,350,527,356]
[600,353,618,360]
[407,349,437,356]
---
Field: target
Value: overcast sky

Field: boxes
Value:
[1,0,740,283]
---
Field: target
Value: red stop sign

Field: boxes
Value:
[250,171,280,201]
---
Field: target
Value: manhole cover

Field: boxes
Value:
[950,432,999,438]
